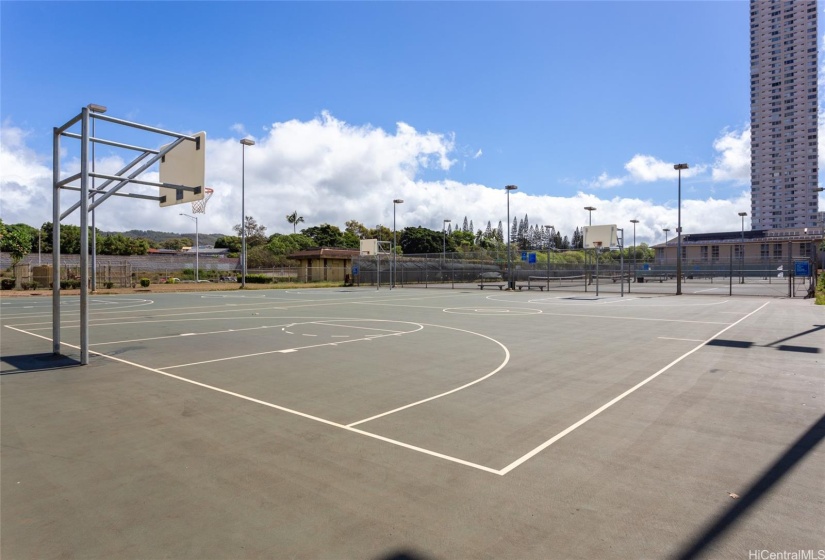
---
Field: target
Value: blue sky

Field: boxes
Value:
[1,1,820,245]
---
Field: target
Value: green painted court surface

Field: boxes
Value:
[2,288,823,559]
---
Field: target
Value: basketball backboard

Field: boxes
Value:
[159,131,206,207]
[583,225,618,248]
[360,239,379,255]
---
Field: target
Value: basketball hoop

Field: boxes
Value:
[191,187,213,214]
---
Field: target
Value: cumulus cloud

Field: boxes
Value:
[589,154,706,189]
[711,126,751,183]
[0,115,764,246]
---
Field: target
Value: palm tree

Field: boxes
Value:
[286,211,304,234]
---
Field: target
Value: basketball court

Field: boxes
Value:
[2,288,823,559]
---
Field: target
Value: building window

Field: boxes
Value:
[700,246,709,262]
[712,245,720,262]
[760,243,770,260]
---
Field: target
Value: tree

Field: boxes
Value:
[369,225,393,242]
[268,233,314,257]
[345,220,370,239]
[301,224,346,247]
[246,245,279,269]
[160,238,193,251]
[215,235,242,254]
[99,234,149,255]
[233,216,267,247]
[450,230,475,249]
[286,211,305,234]
[399,226,443,254]
[0,220,32,271]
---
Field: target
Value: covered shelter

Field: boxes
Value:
[289,247,360,283]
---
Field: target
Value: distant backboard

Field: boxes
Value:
[159,131,206,207]
[583,225,618,248]
[360,239,378,255]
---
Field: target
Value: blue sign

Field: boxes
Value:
[793,261,810,277]
[528,253,537,264]
[643,264,650,271]
[521,252,527,261]
[352,266,359,275]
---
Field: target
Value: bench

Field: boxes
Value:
[478,283,506,290]
[477,272,505,290]
[517,284,544,291]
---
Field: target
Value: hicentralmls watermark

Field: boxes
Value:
[748,551,825,560]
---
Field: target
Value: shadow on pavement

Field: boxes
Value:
[673,412,825,560]
[0,353,82,375]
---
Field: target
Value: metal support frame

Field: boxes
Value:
[52,106,202,364]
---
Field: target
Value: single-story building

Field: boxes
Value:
[651,225,824,268]
[289,247,360,282]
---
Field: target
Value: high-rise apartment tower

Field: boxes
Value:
[750,0,819,230]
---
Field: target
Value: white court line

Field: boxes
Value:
[537,311,728,325]
[658,337,705,342]
[694,287,722,293]
[347,325,510,428]
[497,301,771,476]
[89,324,284,347]
[595,298,639,304]
[158,322,424,370]
[4,325,499,475]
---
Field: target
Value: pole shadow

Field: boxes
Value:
[673,412,825,560]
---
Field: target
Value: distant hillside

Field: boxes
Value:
[116,230,225,246]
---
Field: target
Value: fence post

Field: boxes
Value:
[729,245,733,296]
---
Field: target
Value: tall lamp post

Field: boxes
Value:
[88,103,106,292]
[630,219,639,287]
[674,163,688,295]
[584,206,596,287]
[506,185,518,289]
[240,138,255,288]
[392,199,403,288]
[738,211,747,283]
[544,225,554,285]
[180,213,199,282]
[442,219,451,267]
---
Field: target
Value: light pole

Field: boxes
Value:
[442,218,451,269]
[630,219,639,287]
[674,163,688,295]
[506,185,518,289]
[663,228,670,265]
[240,138,255,288]
[544,225,554,287]
[738,211,747,283]
[584,206,596,287]
[88,103,106,291]
[180,213,199,282]
[393,199,403,288]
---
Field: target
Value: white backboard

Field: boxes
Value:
[360,239,378,255]
[159,131,206,207]
[583,225,618,248]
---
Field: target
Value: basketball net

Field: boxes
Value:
[191,187,213,214]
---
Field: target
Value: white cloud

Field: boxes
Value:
[473,149,483,159]
[711,126,750,183]
[589,154,706,189]
[0,115,764,246]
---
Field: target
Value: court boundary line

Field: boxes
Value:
[496,301,771,475]
[2,300,769,476]
[4,324,501,475]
